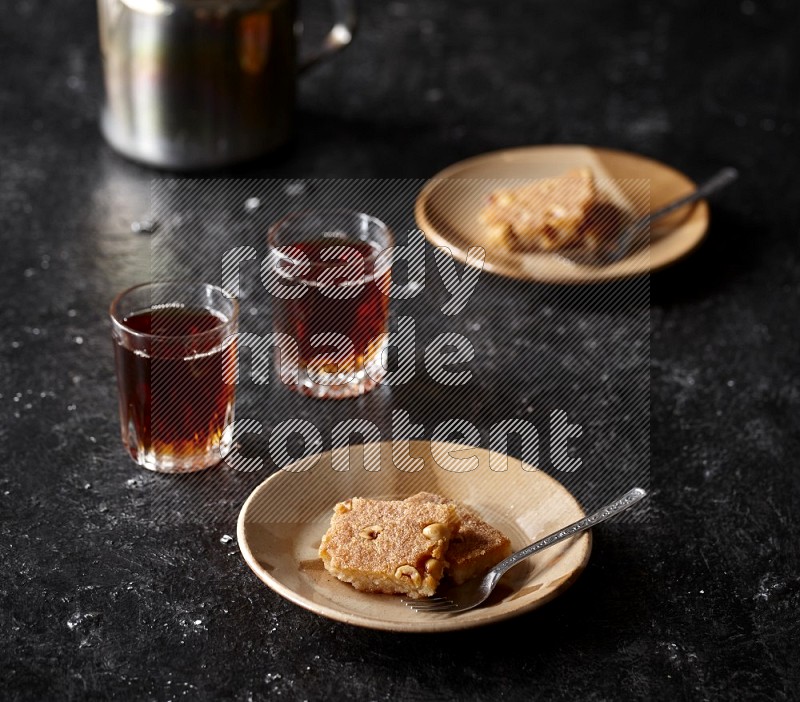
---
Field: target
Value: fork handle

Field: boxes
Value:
[625,166,739,243]
[489,487,648,580]
[647,166,739,223]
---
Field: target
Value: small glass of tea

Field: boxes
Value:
[267,210,392,399]
[109,281,239,472]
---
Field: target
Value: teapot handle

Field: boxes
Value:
[298,0,357,73]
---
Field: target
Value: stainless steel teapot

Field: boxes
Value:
[97,0,356,170]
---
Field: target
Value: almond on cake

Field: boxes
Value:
[405,491,513,585]
[318,497,461,599]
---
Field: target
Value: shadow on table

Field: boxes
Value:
[471,205,762,316]
[342,524,663,690]
[649,206,763,308]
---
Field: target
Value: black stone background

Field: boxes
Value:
[1,0,799,699]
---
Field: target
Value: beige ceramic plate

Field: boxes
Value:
[237,441,591,632]
[414,144,710,284]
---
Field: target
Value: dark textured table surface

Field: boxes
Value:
[2,0,799,700]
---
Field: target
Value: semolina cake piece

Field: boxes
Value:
[318,497,460,599]
[405,492,513,585]
[479,167,597,252]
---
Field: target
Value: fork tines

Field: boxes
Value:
[402,596,459,612]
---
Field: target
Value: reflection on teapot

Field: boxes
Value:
[97,0,356,170]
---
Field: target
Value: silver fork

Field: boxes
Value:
[556,166,739,267]
[403,487,647,614]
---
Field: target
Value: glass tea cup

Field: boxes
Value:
[109,281,239,472]
[267,210,393,399]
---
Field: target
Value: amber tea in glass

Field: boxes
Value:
[268,210,392,399]
[110,282,239,472]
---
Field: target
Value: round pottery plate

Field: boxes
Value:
[237,441,591,632]
[414,144,710,284]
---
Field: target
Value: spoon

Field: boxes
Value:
[557,166,739,267]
